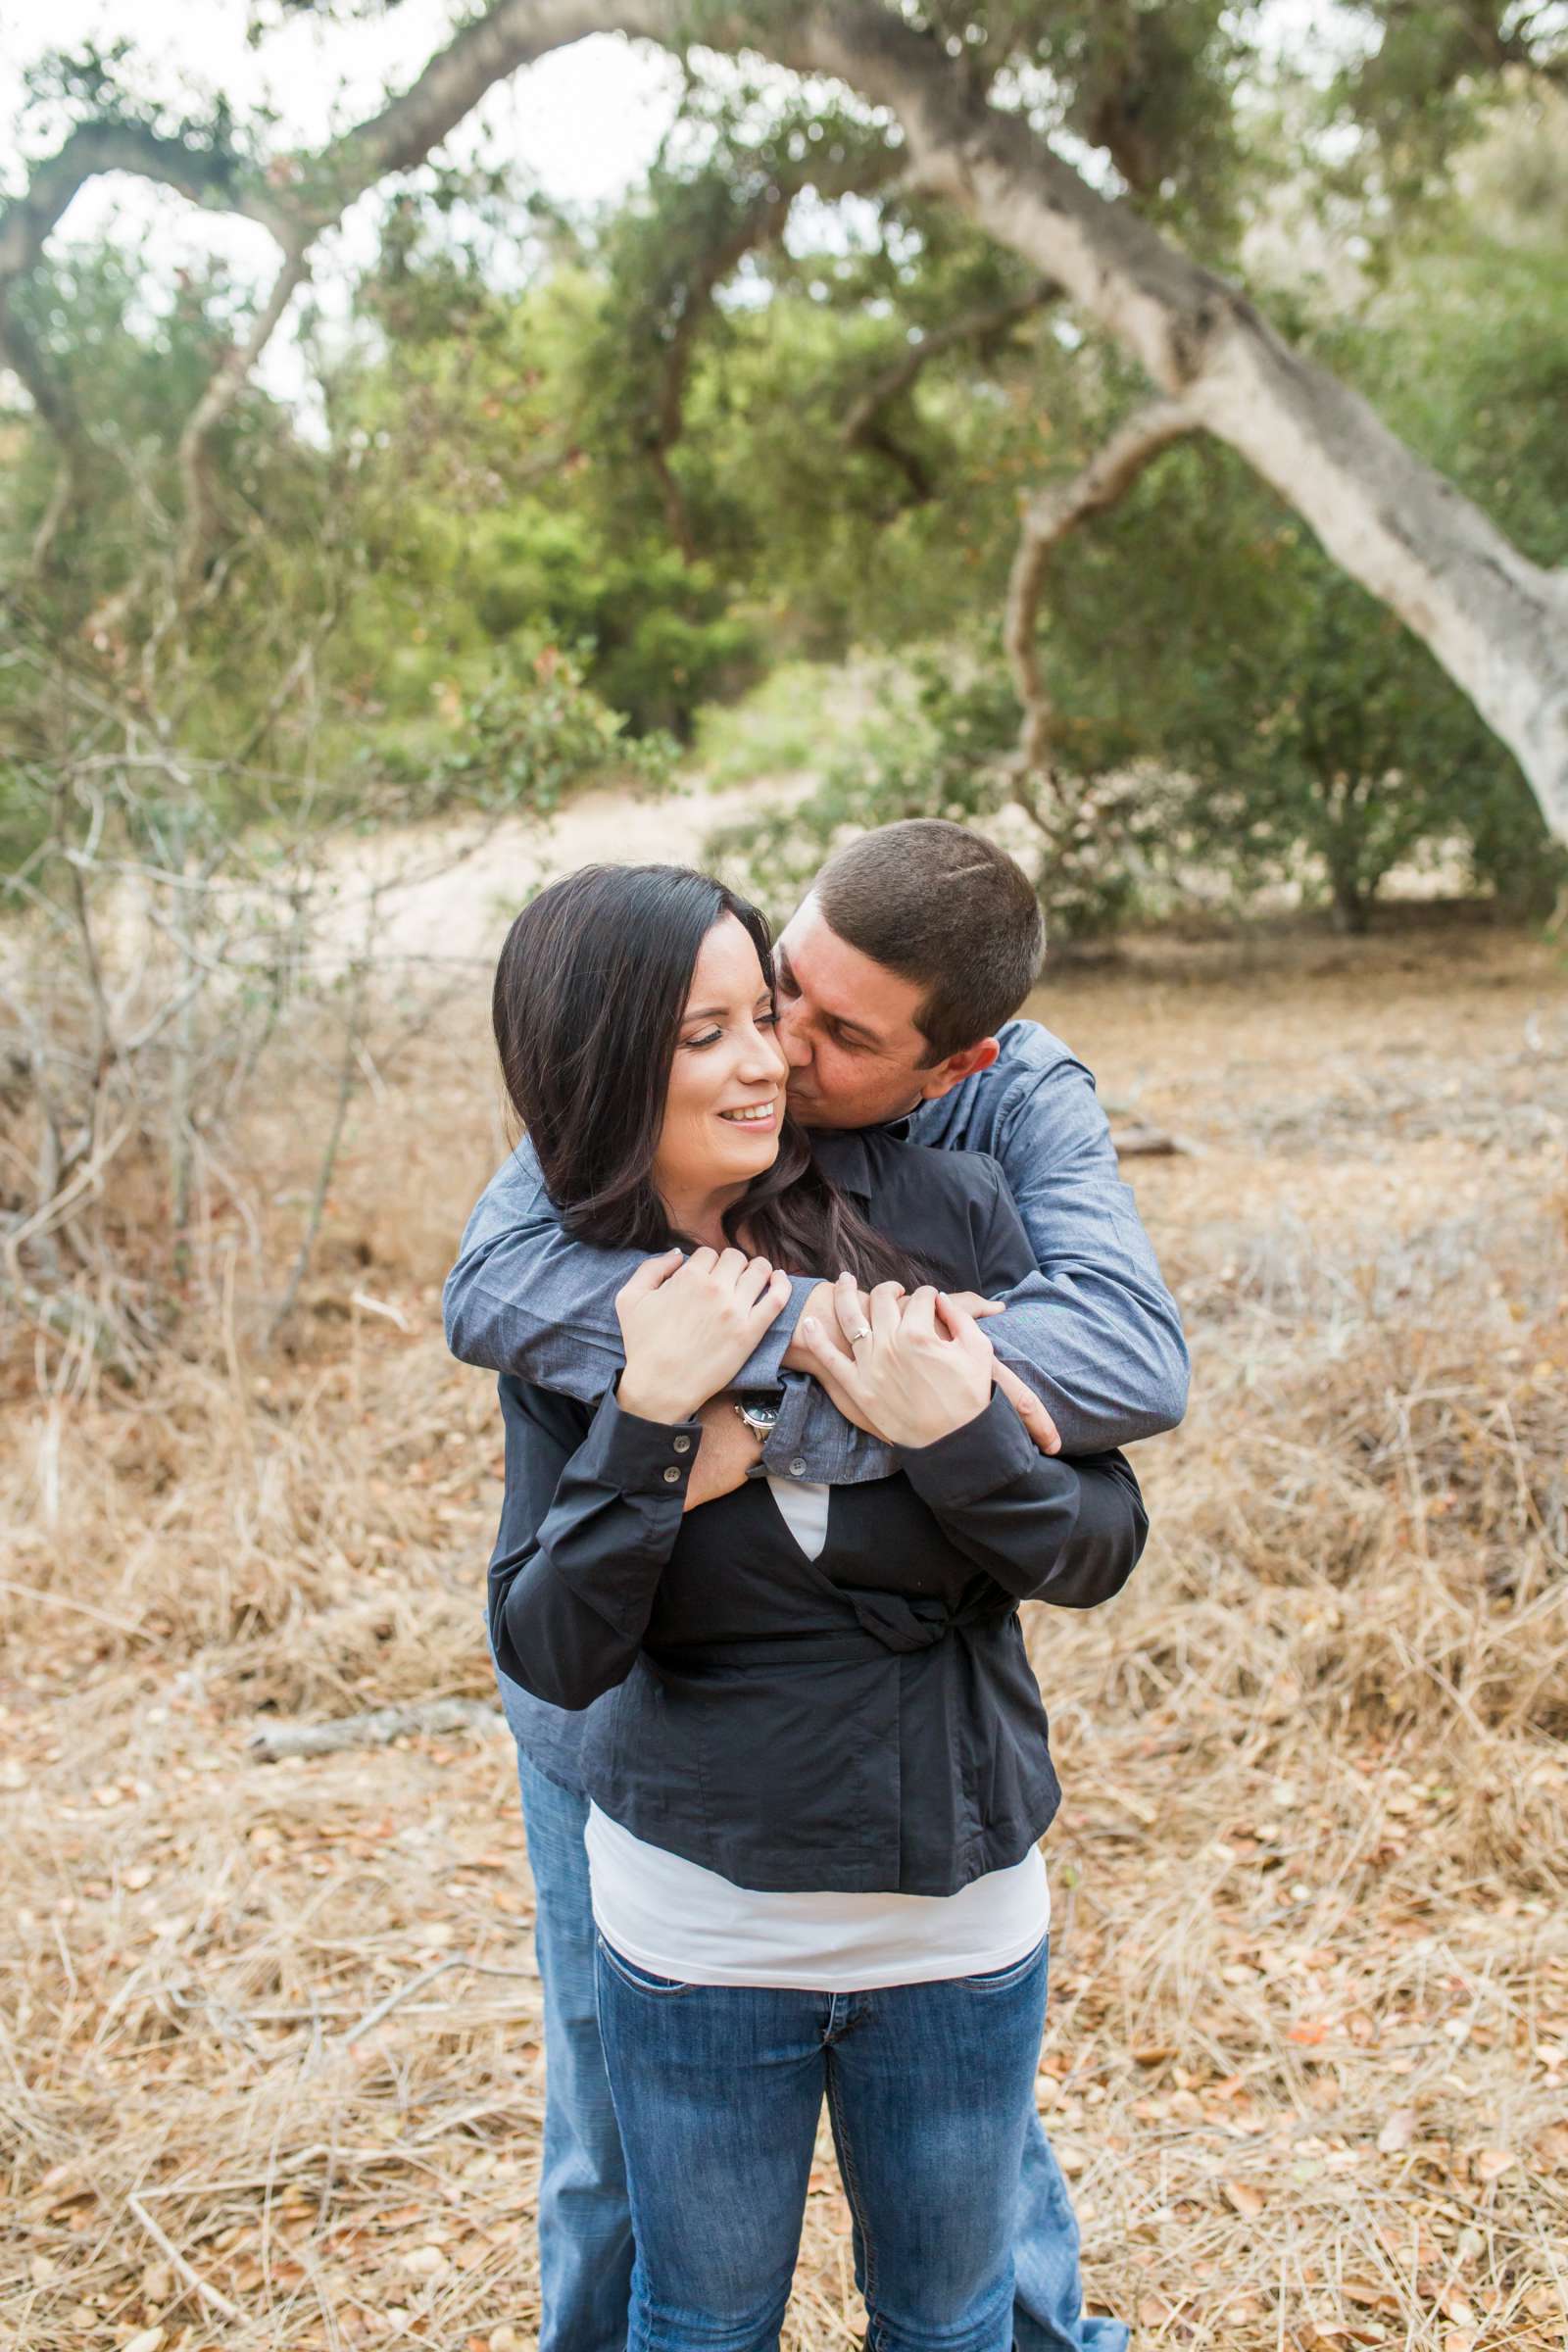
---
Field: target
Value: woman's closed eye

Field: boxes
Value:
[682,1009,780,1051]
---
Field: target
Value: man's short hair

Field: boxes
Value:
[813,819,1045,1062]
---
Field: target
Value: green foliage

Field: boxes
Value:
[468,516,758,738]
[395,637,678,817]
[705,653,1161,944]
[5,16,1566,933]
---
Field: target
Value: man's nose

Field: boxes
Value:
[773,1002,811,1070]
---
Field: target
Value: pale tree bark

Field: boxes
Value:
[772,2,1568,841]
[3,0,1566,837]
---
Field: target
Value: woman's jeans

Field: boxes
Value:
[596,1929,1050,2352]
[511,1740,1127,2352]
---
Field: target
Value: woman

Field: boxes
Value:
[486,862,1145,2352]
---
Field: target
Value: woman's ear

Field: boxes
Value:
[916,1036,1001,1103]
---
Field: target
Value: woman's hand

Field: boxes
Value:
[792,1278,1060,1455]
[615,1247,792,1425]
[797,1282,994,1451]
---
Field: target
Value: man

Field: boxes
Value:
[445,820,1188,2352]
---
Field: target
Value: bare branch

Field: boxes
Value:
[248,1697,502,1763]
[0,307,91,570]
[1004,399,1198,774]
[174,241,312,599]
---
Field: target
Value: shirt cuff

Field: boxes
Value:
[730,1273,816,1389]
[758,1371,812,1480]
[575,1386,705,1499]
[900,1387,1060,1511]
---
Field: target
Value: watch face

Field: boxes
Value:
[738,1402,780,1434]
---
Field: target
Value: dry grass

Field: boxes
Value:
[2,906,1565,2352]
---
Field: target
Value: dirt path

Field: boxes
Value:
[324,769,807,968]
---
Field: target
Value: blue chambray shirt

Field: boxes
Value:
[447,1016,1188,1472]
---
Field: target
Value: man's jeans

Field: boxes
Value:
[510,1743,1127,2352]
[514,1748,634,2352]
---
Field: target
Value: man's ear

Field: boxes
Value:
[915,1036,1000,1103]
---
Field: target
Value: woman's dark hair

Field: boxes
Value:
[492,863,922,1289]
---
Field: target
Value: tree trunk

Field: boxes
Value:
[777,3,1568,844]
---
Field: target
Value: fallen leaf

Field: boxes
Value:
[1473,2147,1515,2181]
[1290,2019,1332,2045]
[1377,2108,1416,2153]
[1222,2180,1266,2216]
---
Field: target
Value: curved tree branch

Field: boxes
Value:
[0,307,91,570]
[1004,399,1198,775]
[0,121,271,303]
[771,0,1568,837]
[634,135,901,559]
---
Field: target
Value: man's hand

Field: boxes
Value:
[780,1280,852,1377]
[944,1299,1061,1456]
[782,1276,1004,1376]
[682,1396,762,1511]
[786,1276,894,1439]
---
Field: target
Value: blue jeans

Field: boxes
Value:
[599,1932,1049,2352]
[510,1740,1126,2352]
[514,1747,635,2352]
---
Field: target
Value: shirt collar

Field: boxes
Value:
[808,1114,913,1201]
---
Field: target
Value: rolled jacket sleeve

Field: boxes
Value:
[901,1390,1149,1610]
[489,1385,701,1709]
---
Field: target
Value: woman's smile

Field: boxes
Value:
[717,1099,779,1131]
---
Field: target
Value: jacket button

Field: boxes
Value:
[662,1465,681,1484]
[672,1435,692,1453]
[789,1457,808,1477]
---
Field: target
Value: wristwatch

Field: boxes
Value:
[733,1396,782,1437]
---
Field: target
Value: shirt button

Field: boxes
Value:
[662,1466,681,1485]
[672,1435,692,1453]
[789,1457,808,1478]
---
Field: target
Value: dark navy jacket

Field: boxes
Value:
[488,1133,1148,1896]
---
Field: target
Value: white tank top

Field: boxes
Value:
[585,1474,1050,1992]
